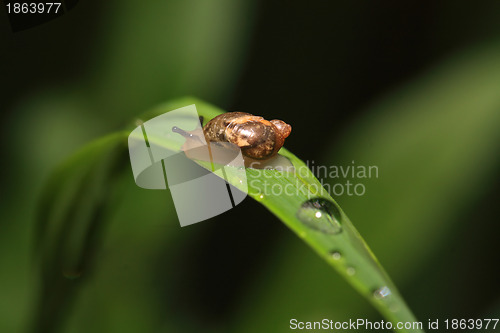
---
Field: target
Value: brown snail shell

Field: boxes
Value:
[203,112,292,160]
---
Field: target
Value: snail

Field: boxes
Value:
[202,112,292,160]
[173,112,292,161]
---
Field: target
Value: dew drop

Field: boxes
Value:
[296,198,342,234]
[346,266,356,276]
[373,286,392,300]
[331,251,342,260]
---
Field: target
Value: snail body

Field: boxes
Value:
[203,112,292,160]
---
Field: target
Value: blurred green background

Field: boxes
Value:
[1,1,500,332]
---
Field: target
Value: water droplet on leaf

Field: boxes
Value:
[296,198,342,234]
[373,286,392,300]
[331,251,342,260]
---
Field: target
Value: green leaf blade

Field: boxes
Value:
[35,97,423,333]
